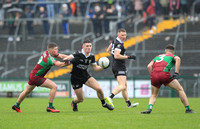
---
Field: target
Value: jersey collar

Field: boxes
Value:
[116,37,123,44]
[81,49,90,58]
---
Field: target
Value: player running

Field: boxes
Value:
[64,39,114,112]
[105,28,139,108]
[12,43,70,113]
[141,44,195,114]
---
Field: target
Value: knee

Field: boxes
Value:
[96,87,102,93]
[52,85,57,90]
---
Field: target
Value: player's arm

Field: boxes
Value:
[174,56,181,73]
[106,44,112,53]
[114,49,129,59]
[147,60,154,74]
[63,54,74,60]
[91,63,104,71]
[54,60,70,67]
[56,53,68,60]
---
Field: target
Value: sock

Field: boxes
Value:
[101,99,106,105]
[48,102,53,108]
[126,100,131,107]
[148,104,153,110]
[185,105,191,110]
[109,93,115,99]
[16,102,20,108]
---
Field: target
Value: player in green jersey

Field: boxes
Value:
[141,44,195,114]
[12,43,70,113]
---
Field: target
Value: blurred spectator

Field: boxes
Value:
[146,0,157,33]
[7,10,22,42]
[7,12,15,42]
[39,6,49,35]
[93,4,103,37]
[180,0,188,16]
[102,5,109,40]
[78,0,88,17]
[169,0,180,18]
[54,0,61,16]
[25,5,34,38]
[60,4,70,39]
[0,3,4,27]
[125,0,134,16]
[155,0,162,15]
[46,0,55,19]
[87,7,96,36]
[70,0,77,16]
[37,0,46,8]
[134,0,143,18]
[160,0,170,18]
[116,2,124,29]
[107,4,117,35]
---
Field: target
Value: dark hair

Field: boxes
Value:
[47,42,58,50]
[83,39,92,45]
[165,44,174,50]
[118,28,126,33]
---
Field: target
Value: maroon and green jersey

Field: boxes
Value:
[30,50,57,77]
[152,53,176,72]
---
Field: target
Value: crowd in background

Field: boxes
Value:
[0,0,200,41]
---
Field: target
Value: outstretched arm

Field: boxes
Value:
[57,54,68,60]
[91,64,104,72]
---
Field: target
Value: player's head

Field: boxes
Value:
[82,39,92,54]
[117,28,127,42]
[47,42,59,57]
[165,44,175,54]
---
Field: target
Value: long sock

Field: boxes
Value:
[101,99,106,105]
[126,100,131,107]
[109,93,115,99]
[185,105,191,110]
[48,102,53,108]
[148,104,153,109]
[16,102,20,108]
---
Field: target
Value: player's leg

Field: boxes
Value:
[168,79,195,113]
[122,79,139,108]
[12,84,36,113]
[141,85,160,114]
[71,88,84,112]
[105,76,126,108]
[40,79,60,113]
[85,77,114,110]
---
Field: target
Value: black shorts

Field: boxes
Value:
[71,73,91,89]
[112,69,127,78]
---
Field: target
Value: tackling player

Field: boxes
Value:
[64,39,114,112]
[141,44,195,114]
[12,43,70,113]
[105,28,139,108]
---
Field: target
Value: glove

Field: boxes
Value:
[64,59,70,65]
[171,72,179,79]
[128,54,136,60]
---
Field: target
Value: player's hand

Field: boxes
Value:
[128,54,136,60]
[171,72,179,79]
[64,59,70,65]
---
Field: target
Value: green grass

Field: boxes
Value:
[0,97,199,129]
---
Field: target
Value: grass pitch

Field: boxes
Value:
[0,97,199,129]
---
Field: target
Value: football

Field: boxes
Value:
[98,57,110,68]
